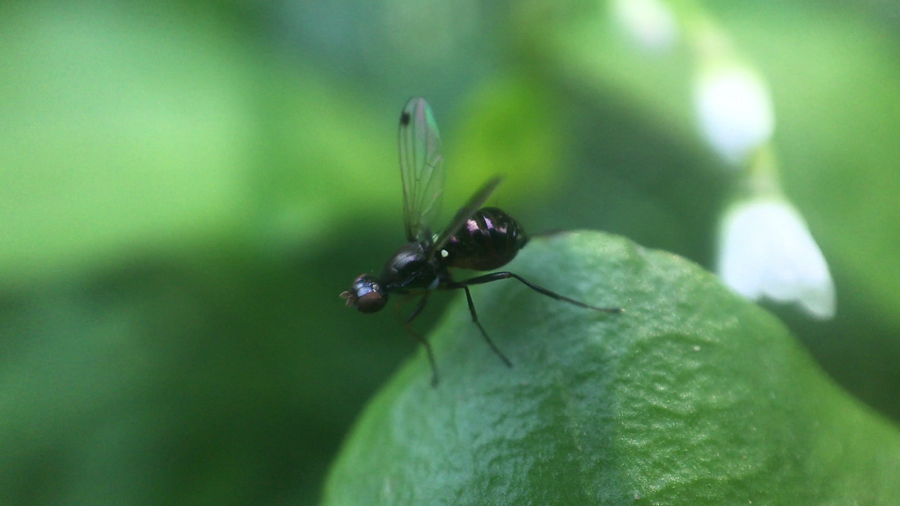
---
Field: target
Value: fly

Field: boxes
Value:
[341,97,620,385]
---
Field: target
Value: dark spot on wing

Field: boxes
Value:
[400,111,411,126]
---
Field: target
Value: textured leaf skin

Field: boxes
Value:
[322,231,900,505]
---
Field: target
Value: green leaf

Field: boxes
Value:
[322,231,900,505]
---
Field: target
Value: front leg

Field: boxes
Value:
[404,293,440,387]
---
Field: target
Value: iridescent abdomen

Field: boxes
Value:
[442,207,528,271]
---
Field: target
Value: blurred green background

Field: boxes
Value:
[1,0,898,504]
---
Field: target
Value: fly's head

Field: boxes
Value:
[340,274,388,314]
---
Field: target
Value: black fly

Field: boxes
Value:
[341,97,620,385]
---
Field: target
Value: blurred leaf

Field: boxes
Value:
[0,3,402,285]
[512,1,699,150]
[0,242,414,506]
[251,66,400,258]
[322,232,900,504]
[0,4,258,281]
[448,77,565,204]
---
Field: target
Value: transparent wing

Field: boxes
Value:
[430,176,503,259]
[399,97,445,243]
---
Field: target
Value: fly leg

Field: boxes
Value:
[404,293,439,387]
[446,282,513,368]
[457,272,621,313]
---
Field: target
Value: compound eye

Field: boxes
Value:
[355,291,387,313]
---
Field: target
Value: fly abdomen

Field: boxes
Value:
[442,207,528,271]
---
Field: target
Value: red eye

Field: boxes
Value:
[356,291,386,313]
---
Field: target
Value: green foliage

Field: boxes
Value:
[0,2,399,283]
[323,232,900,505]
[449,78,565,203]
[0,3,256,280]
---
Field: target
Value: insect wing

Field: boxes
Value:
[431,176,503,258]
[399,97,445,243]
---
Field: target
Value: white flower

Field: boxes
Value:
[611,0,679,51]
[694,65,774,164]
[717,199,836,319]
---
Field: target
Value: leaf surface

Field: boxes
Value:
[323,231,900,505]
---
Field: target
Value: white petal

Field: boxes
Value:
[718,199,836,319]
[694,66,774,164]
[611,0,679,51]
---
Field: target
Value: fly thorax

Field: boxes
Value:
[380,242,437,291]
